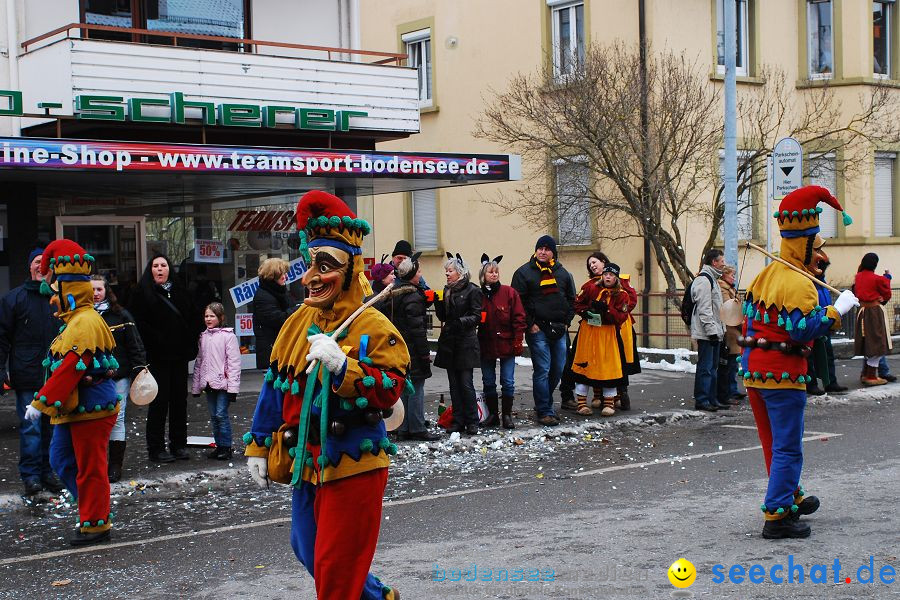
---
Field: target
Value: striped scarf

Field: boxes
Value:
[535,256,558,295]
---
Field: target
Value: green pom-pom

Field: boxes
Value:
[777,314,785,327]
[273,376,282,389]
[281,379,291,392]
[760,503,767,512]
[360,356,374,366]
[39,395,47,404]
[291,380,301,395]
[92,358,100,369]
[288,447,296,458]
[791,211,799,217]
[781,371,790,380]
[743,372,751,380]
[49,258,56,266]
[737,368,744,376]
[94,404,101,412]
[264,436,272,448]
[359,438,374,452]
[40,281,53,296]
[109,357,119,369]
[362,376,376,388]
[41,357,51,368]
[379,437,391,450]
[753,371,761,380]
[75,360,87,371]
[801,209,808,216]
[765,372,774,380]
[305,457,314,467]
[84,253,94,261]
[381,373,394,389]
[842,211,853,226]
[355,397,368,408]
[97,519,104,526]
[33,392,38,399]
[797,317,806,330]
[59,325,66,333]
[386,443,398,455]
[341,400,352,410]
[821,314,830,323]
[772,211,780,218]
[265,369,275,382]
[83,520,91,527]
[814,305,822,311]
[328,215,341,228]
[763,312,770,324]
[78,406,86,413]
[317,215,329,227]
[360,220,371,235]
[790,504,799,513]
[341,215,352,227]
[53,401,62,408]
[317,455,328,467]
[117,394,124,402]
[242,432,253,444]
[785,319,793,332]
[776,507,785,515]
[306,217,316,229]
[781,210,789,217]
[106,403,114,411]
[816,206,823,214]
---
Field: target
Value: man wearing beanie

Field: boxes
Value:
[511,235,576,426]
[391,239,428,289]
[0,247,65,496]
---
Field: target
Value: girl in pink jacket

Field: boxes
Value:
[192,303,241,460]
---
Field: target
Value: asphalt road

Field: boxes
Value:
[0,360,897,599]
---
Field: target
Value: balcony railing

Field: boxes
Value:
[20,22,407,65]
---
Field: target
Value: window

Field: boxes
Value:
[809,154,837,237]
[807,1,834,78]
[411,189,438,251]
[874,152,895,237]
[555,161,592,246]
[716,0,749,76]
[549,1,585,78]
[402,29,432,107]
[874,1,893,78]
[81,0,248,50]
[719,154,753,240]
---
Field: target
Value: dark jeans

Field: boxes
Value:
[399,376,427,434]
[480,356,516,398]
[694,339,720,407]
[446,368,478,427]
[525,330,569,417]
[716,353,738,403]
[206,390,233,448]
[15,390,52,483]
[146,359,189,453]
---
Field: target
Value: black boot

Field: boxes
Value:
[482,395,500,427]
[762,512,810,539]
[795,494,820,516]
[618,386,631,411]
[206,446,223,459]
[823,382,848,393]
[70,528,111,547]
[806,382,825,396]
[108,440,126,483]
[501,396,515,429]
[216,447,233,460]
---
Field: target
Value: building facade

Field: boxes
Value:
[360,0,900,305]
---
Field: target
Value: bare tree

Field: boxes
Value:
[475,42,721,290]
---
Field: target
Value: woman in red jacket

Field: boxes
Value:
[854,252,892,386]
[478,255,526,429]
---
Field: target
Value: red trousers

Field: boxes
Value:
[748,389,773,474]
[291,468,393,600]
[50,415,116,532]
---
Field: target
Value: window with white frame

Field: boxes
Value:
[411,189,438,251]
[808,0,834,78]
[716,0,749,76]
[809,154,838,237]
[555,160,592,246]
[403,29,432,107]
[874,1,893,78]
[874,152,895,237]
[548,0,585,78]
[718,153,754,240]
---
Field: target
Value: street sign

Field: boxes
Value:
[772,137,803,199]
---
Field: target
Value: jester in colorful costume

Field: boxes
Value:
[244,191,407,600]
[740,185,859,539]
[23,240,120,546]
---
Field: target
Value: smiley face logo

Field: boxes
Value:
[668,558,696,588]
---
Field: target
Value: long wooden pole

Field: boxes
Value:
[745,242,839,294]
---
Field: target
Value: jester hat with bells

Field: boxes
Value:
[746,185,850,327]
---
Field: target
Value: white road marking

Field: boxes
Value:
[0,432,842,566]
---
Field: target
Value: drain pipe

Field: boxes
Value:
[639,0,651,348]
[6,0,21,136]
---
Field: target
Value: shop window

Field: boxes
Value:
[716,0,750,77]
[718,153,754,240]
[809,154,837,237]
[402,29,432,107]
[807,0,834,79]
[411,189,438,251]
[548,0,585,78]
[81,0,248,50]
[874,1,893,78]
[555,160,592,246]
[874,152,895,237]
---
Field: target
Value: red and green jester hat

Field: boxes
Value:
[31,239,120,540]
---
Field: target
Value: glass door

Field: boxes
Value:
[56,216,146,307]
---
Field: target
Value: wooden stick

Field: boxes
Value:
[305,282,397,374]
[745,242,840,294]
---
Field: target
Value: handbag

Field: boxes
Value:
[129,366,158,406]
[540,320,567,341]
[267,424,298,485]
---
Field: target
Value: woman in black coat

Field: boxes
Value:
[434,254,483,435]
[252,258,294,370]
[128,254,203,463]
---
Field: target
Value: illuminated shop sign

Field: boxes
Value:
[0,89,366,131]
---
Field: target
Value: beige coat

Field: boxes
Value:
[718,278,741,356]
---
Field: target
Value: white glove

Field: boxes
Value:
[24,405,42,422]
[833,290,860,316]
[306,333,348,375]
[247,456,268,489]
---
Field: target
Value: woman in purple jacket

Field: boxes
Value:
[191,303,241,459]
[478,255,527,429]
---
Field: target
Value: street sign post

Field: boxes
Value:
[772,137,803,200]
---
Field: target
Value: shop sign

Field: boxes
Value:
[229,256,307,308]
[0,136,516,180]
[194,239,225,263]
[234,313,254,338]
[0,89,367,132]
[228,210,295,232]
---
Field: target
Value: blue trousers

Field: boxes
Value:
[205,390,233,448]
[693,339,720,407]
[480,356,516,398]
[749,388,806,511]
[15,390,52,483]
[525,330,568,417]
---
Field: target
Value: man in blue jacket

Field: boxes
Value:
[0,248,64,496]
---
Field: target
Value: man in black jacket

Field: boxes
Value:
[511,236,576,426]
[0,248,64,495]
